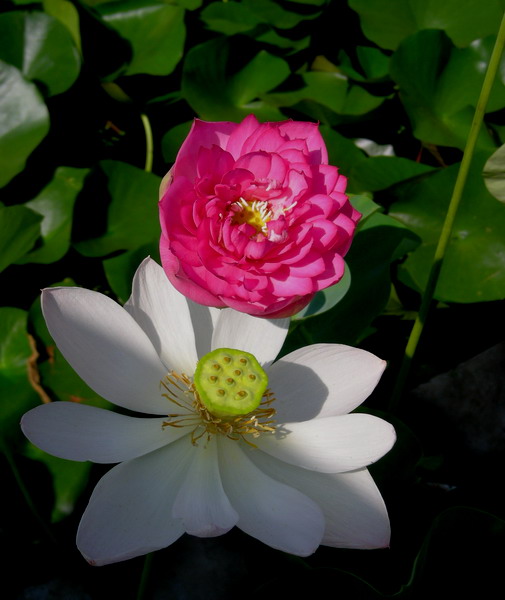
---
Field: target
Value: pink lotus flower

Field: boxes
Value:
[159,115,360,318]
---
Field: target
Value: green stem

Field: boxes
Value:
[141,113,153,173]
[0,435,56,542]
[136,552,154,600]
[389,11,505,411]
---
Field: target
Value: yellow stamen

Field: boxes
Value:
[160,371,276,447]
[231,198,272,235]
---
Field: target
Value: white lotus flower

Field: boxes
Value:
[21,257,395,566]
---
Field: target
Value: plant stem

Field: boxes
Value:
[389,11,505,411]
[141,113,153,173]
[0,435,56,543]
[136,552,154,600]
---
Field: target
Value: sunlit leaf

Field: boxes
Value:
[97,0,185,76]
[294,264,351,319]
[0,60,50,188]
[0,11,80,96]
[390,30,500,150]
[43,0,82,53]
[390,155,505,302]
[483,143,505,202]
[0,308,39,438]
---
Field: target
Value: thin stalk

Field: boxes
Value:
[136,552,154,600]
[389,11,505,411]
[141,113,153,173]
[0,435,56,542]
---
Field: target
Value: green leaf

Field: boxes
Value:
[0,60,50,188]
[349,194,382,220]
[97,0,185,76]
[263,71,387,118]
[0,308,32,370]
[0,11,81,96]
[290,212,421,345]
[182,37,290,121]
[389,155,505,302]
[24,443,91,522]
[389,30,499,150]
[319,126,367,190]
[0,205,42,273]
[483,143,505,202]
[351,156,435,191]
[74,161,161,257]
[103,243,160,303]
[350,0,505,50]
[17,167,90,265]
[293,263,351,319]
[241,0,320,29]
[43,0,82,53]
[339,46,390,82]
[0,308,39,439]
[200,2,262,34]
[161,121,193,164]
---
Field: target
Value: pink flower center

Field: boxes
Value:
[231,198,273,235]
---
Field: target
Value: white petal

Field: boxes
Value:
[77,437,192,565]
[42,287,169,414]
[218,437,325,556]
[172,436,238,537]
[255,414,396,473]
[211,309,289,368]
[21,402,187,463]
[189,305,221,360]
[268,344,386,422]
[247,448,390,549]
[124,258,199,374]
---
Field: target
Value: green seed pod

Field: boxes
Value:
[193,348,268,418]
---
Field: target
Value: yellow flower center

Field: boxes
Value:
[231,198,272,235]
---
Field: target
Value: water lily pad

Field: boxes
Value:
[390,155,505,302]
[0,308,39,438]
[293,211,420,345]
[350,0,505,50]
[97,0,185,76]
[74,161,161,257]
[0,11,80,96]
[0,205,42,273]
[182,37,290,121]
[18,167,90,265]
[390,30,501,150]
[0,60,50,188]
[43,0,82,53]
[294,264,351,319]
[351,156,435,191]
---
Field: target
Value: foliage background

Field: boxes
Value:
[1,0,505,598]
